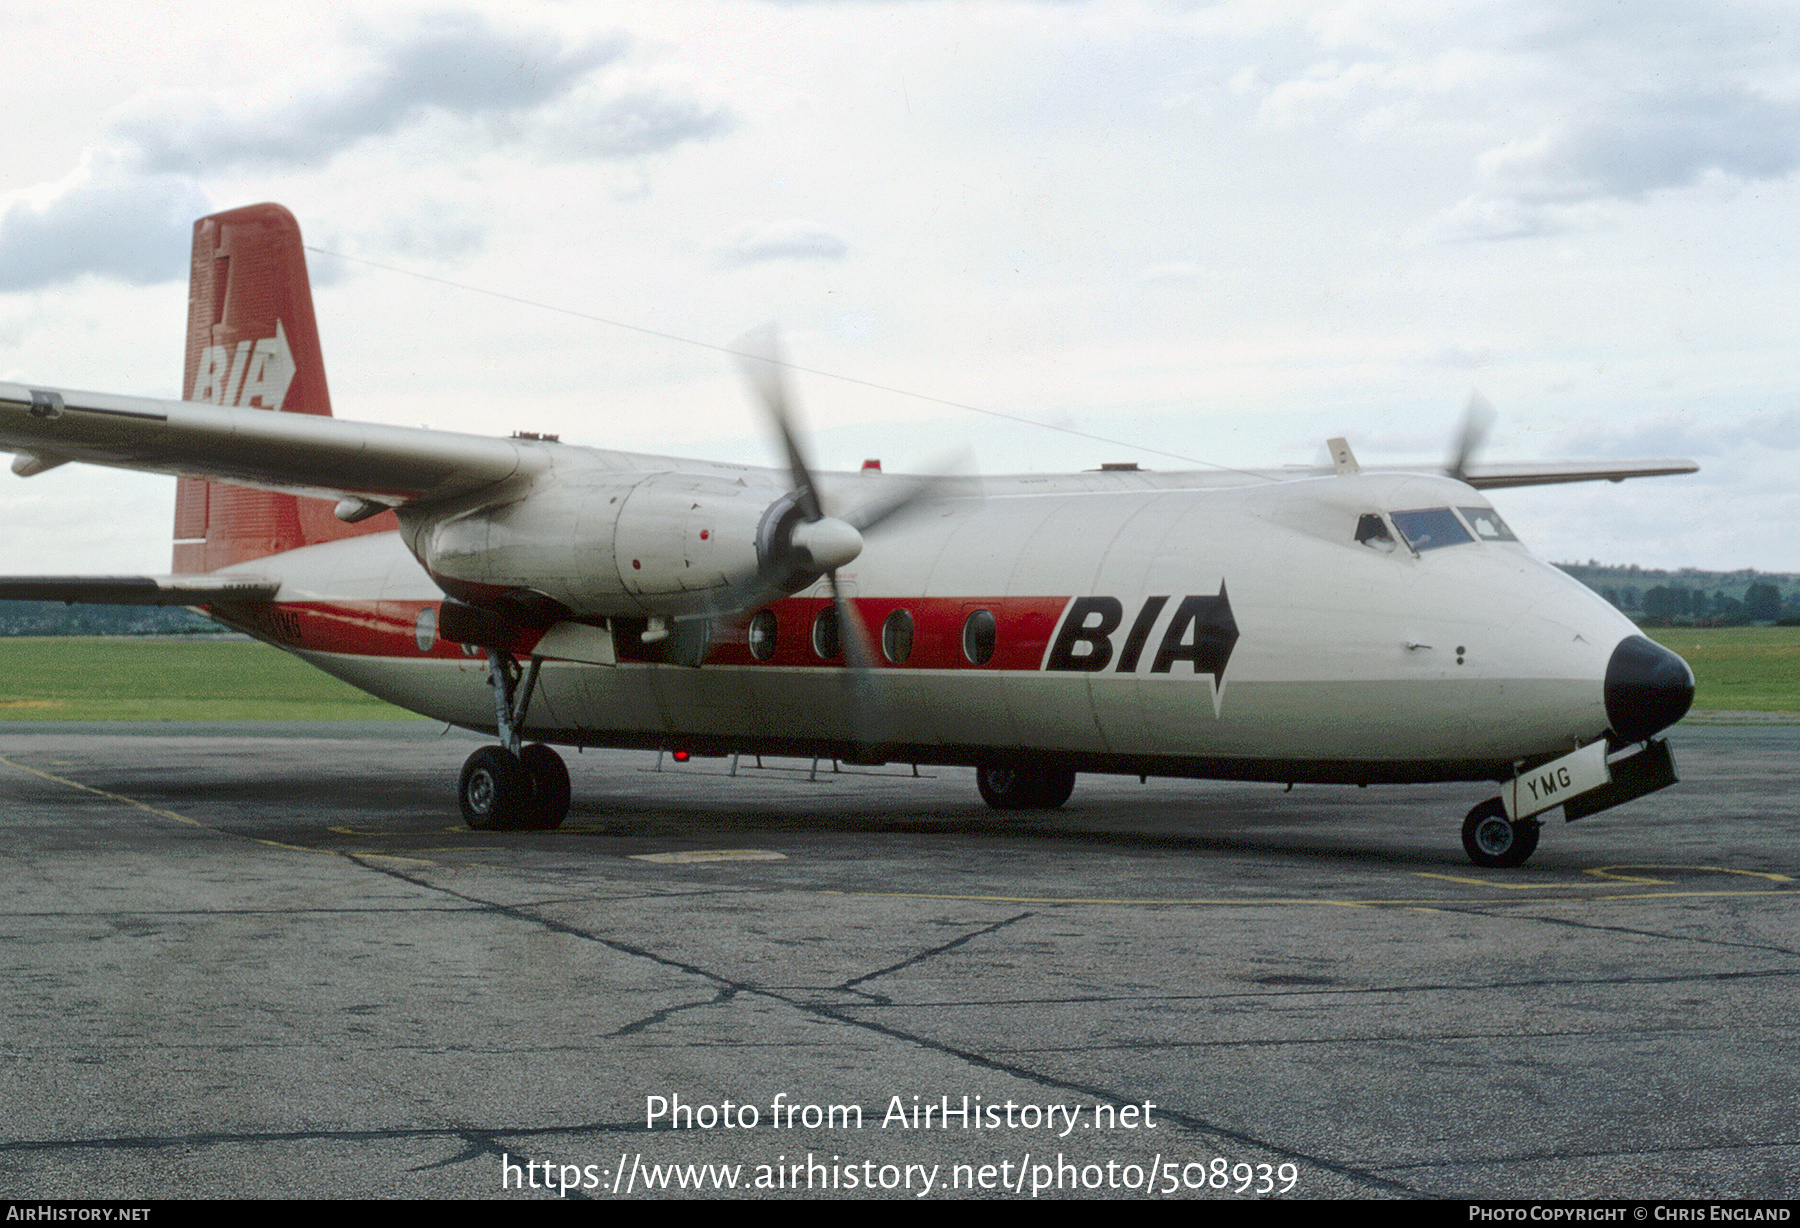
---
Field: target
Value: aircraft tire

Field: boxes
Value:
[460,745,532,831]
[520,743,571,830]
[977,764,1076,811]
[1461,798,1540,868]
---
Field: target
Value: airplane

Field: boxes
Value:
[0,203,1699,868]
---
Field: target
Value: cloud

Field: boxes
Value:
[1422,83,1800,241]
[530,83,733,159]
[353,207,488,264]
[1561,406,1800,464]
[1226,6,1800,242]
[109,12,725,172]
[0,164,210,291]
[1482,87,1800,203]
[718,220,849,267]
[0,12,735,290]
[1426,193,1615,242]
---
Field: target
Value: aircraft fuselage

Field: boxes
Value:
[206,456,1647,787]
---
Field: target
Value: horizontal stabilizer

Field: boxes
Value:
[1458,459,1698,489]
[0,575,279,605]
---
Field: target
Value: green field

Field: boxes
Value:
[0,638,425,721]
[0,628,1794,721]
[1645,625,1800,713]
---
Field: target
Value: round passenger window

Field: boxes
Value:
[413,605,437,654]
[748,609,777,661]
[882,608,914,665]
[812,606,841,660]
[961,608,996,666]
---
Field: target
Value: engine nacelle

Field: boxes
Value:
[406,468,781,618]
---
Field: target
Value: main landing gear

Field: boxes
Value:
[460,650,571,831]
[1460,797,1540,869]
[977,764,1077,811]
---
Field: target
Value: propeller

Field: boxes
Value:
[1447,390,1496,484]
[731,327,936,760]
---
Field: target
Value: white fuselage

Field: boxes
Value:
[207,458,1640,786]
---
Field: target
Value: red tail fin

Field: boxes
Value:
[172,203,394,571]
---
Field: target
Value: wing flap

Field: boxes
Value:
[0,381,547,505]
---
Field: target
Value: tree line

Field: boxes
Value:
[1597,581,1788,626]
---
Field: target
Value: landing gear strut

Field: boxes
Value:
[1461,797,1540,868]
[460,650,571,831]
[977,764,1077,811]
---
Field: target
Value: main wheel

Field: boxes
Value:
[1461,798,1541,868]
[520,743,571,830]
[977,764,1076,811]
[460,746,531,831]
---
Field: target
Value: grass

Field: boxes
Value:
[1,627,1795,722]
[0,637,426,721]
[1645,625,1800,714]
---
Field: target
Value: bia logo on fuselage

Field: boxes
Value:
[192,320,296,410]
[1045,586,1239,680]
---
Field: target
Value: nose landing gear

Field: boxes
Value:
[1461,797,1540,868]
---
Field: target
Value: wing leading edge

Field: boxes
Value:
[1458,459,1699,489]
[0,575,280,605]
[0,381,547,509]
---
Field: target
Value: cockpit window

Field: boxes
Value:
[1457,506,1518,542]
[1390,507,1474,552]
[1355,512,1397,551]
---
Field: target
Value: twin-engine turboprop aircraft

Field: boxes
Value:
[0,203,1698,867]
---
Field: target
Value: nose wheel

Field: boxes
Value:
[1461,798,1540,868]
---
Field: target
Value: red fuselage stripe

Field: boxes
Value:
[209,596,1077,671]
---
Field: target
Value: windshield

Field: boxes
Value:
[1390,507,1474,552]
[1458,505,1519,542]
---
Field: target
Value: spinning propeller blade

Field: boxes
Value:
[732,326,909,760]
[1447,391,1496,484]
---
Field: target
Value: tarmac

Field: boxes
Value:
[0,721,1795,1200]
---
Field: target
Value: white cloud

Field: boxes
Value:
[0,10,733,290]
[1220,2,1800,240]
[1474,86,1800,205]
[528,82,732,159]
[0,159,210,290]
[717,220,849,267]
[113,12,630,173]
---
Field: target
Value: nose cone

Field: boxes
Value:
[1605,635,1695,742]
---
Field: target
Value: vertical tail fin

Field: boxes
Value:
[172,203,393,571]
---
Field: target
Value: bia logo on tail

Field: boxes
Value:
[191,320,295,410]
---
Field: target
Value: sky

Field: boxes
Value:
[1,0,1796,575]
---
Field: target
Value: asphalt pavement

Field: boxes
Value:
[1,722,1794,1199]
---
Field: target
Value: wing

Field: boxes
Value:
[0,575,280,604]
[0,381,546,509]
[1458,459,1699,489]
